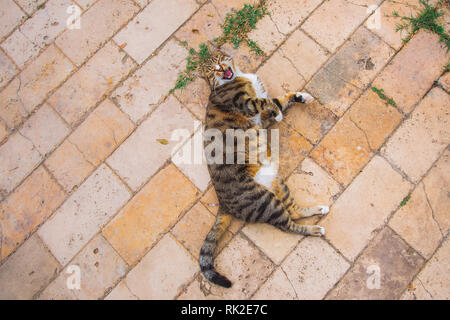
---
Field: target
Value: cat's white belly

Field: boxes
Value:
[253,161,278,190]
[239,73,268,98]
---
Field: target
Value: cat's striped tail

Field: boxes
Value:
[199,210,232,288]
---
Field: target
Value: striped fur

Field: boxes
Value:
[200,52,328,288]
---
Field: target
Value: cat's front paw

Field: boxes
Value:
[295,92,314,104]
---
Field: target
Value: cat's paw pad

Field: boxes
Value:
[295,92,314,104]
[318,205,329,215]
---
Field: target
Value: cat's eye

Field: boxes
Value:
[215,65,223,71]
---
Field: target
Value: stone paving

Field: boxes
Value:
[0,0,449,300]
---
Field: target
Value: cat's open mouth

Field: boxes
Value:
[222,68,234,80]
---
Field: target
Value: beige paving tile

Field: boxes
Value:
[17,0,73,51]
[49,41,135,126]
[105,281,138,300]
[68,99,134,166]
[328,227,424,299]
[114,0,198,63]
[302,0,368,52]
[112,40,187,122]
[389,183,442,259]
[284,99,337,144]
[178,234,274,299]
[0,49,18,90]
[439,72,450,92]
[242,223,301,265]
[0,166,65,260]
[323,26,394,89]
[0,235,60,299]
[221,42,265,73]
[102,164,199,265]
[0,131,41,195]
[373,31,449,113]
[286,157,341,208]
[279,29,329,82]
[39,235,129,300]
[247,15,285,55]
[382,87,449,182]
[124,234,198,299]
[175,3,222,50]
[321,156,412,261]
[0,44,74,128]
[16,0,47,15]
[171,202,215,259]
[19,103,69,155]
[422,150,450,233]
[200,187,219,215]
[38,164,130,265]
[1,29,40,68]
[0,121,8,143]
[366,0,421,50]
[0,0,25,41]
[268,0,323,34]
[107,96,196,191]
[257,51,305,99]
[402,238,449,300]
[174,77,210,121]
[44,140,95,192]
[251,268,297,300]
[75,0,97,10]
[306,67,362,117]
[56,0,139,66]
[282,237,350,300]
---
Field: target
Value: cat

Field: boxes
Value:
[199,48,329,288]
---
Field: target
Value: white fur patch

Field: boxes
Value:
[296,92,314,104]
[275,112,283,122]
[254,161,278,190]
[318,205,329,215]
[250,113,262,126]
[240,73,269,98]
[319,226,325,236]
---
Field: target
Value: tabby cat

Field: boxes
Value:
[199,48,329,288]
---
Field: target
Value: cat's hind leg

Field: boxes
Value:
[272,92,314,112]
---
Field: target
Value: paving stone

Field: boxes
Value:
[38,164,130,265]
[0,49,18,90]
[257,51,305,99]
[439,72,450,92]
[282,238,350,300]
[279,29,329,83]
[242,223,301,265]
[306,67,362,117]
[19,103,69,155]
[102,164,198,265]
[174,77,210,121]
[0,132,41,195]
[107,96,196,191]
[247,15,285,55]
[114,0,198,63]
[402,238,449,300]
[0,44,74,128]
[44,140,95,192]
[267,0,323,35]
[302,0,368,52]
[177,234,274,299]
[286,157,341,208]
[124,234,198,299]
[389,183,442,259]
[329,227,424,299]
[373,31,449,113]
[323,26,394,89]
[221,42,265,73]
[175,3,222,50]
[16,0,47,15]
[1,29,41,68]
[0,235,60,299]
[0,0,25,41]
[38,235,129,300]
[68,99,134,166]
[112,40,187,122]
[211,0,249,17]
[422,150,450,233]
[0,121,8,143]
[321,156,412,261]
[382,87,449,182]
[75,0,97,10]
[105,281,138,300]
[366,0,421,50]
[49,41,135,126]
[0,166,65,260]
[284,98,337,144]
[56,0,139,66]
[251,267,297,300]
[200,186,220,215]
